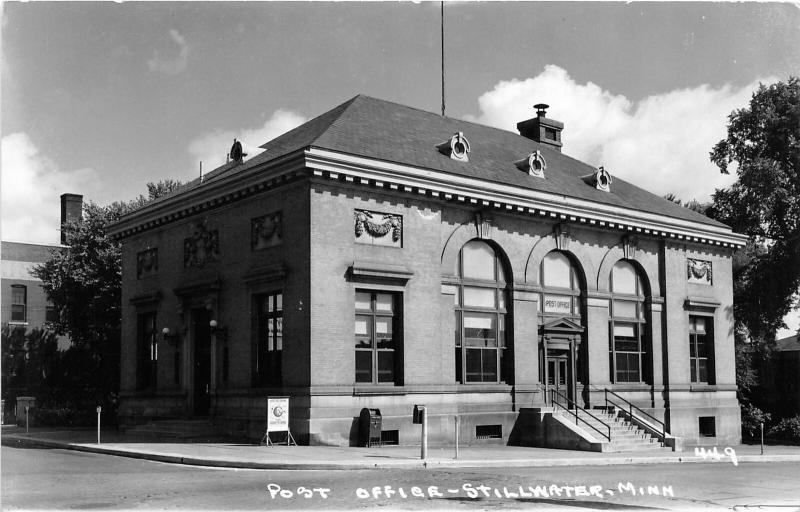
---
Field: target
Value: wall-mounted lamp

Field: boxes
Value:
[209,319,228,342]
[161,327,178,345]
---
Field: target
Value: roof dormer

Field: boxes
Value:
[436,132,471,162]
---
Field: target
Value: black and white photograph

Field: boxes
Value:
[2,1,800,510]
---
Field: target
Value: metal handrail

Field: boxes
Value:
[604,388,666,442]
[550,389,611,442]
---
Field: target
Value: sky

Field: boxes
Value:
[1,1,799,336]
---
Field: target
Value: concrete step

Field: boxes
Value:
[557,407,671,453]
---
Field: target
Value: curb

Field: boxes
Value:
[4,435,800,470]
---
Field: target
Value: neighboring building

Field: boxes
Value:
[760,334,800,419]
[109,95,747,447]
[1,194,82,345]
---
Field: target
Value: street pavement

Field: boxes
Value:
[4,425,800,470]
[3,444,800,511]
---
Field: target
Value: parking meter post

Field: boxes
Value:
[25,406,29,433]
[454,415,459,460]
[421,406,428,460]
[96,406,102,444]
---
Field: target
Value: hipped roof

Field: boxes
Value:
[139,94,728,229]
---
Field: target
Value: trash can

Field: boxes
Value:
[359,408,382,447]
[16,396,36,427]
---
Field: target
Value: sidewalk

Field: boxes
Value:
[3,425,800,470]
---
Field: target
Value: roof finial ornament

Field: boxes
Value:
[229,138,247,164]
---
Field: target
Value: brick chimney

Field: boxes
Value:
[517,103,564,152]
[60,193,83,245]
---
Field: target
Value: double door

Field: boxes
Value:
[547,355,570,406]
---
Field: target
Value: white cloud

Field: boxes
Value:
[468,65,777,202]
[777,309,800,340]
[147,29,189,76]
[1,133,103,244]
[187,109,307,175]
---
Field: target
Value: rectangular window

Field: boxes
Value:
[689,316,714,384]
[45,300,58,324]
[255,292,283,387]
[136,312,157,390]
[355,290,401,385]
[609,322,643,383]
[699,416,716,437]
[460,312,506,383]
[10,285,27,323]
[475,424,502,439]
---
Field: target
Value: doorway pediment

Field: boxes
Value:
[541,317,584,335]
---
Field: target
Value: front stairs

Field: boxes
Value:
[512,404,680,453]
[561,407,669,452]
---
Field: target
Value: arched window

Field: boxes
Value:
[608,261,648,383]
[454,240,510,383]
[540,251,580,317]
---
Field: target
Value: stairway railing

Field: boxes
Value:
[550,389,611,442]
[604,388,666,443]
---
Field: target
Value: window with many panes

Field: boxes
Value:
[10,285,27,323]
[454,240,510,384]
[136,311,157,390]
[539,252,581,317]
[689,316,714,384]
[355,291,400,384]
[608,261,648,383]
[255,292,283,387]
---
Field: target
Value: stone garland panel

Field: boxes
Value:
[137,248,158,279]
[354,210,402,248]
[251,212,282,250]
[687,258,712,285]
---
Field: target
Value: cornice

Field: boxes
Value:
[305,148,747,249]
[109,145,747,249]
[107,149,307,239]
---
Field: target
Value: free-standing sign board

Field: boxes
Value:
[261,396,296,446]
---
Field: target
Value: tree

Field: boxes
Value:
[30,180,182,419]
[710,77,800,343]
[663,194,709,215]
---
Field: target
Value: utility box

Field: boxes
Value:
[412,404,426,424]
[16,396,36,427]
[359,408,382,447]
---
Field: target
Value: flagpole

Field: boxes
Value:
[441,1,446,117]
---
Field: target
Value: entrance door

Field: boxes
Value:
[192,309,212,415]
[547,356,569,406]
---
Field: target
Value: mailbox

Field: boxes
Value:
[359,408,382,447]
[412,404,426,424]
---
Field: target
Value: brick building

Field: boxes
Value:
[109,95,746,447]
[759,334,800,420]
[1,194,82,340]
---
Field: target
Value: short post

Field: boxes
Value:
[96,405,102,444]
[760,421,764,455]
[25,406,29,433]
[421,406,428,460]
[454,415,459,460]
